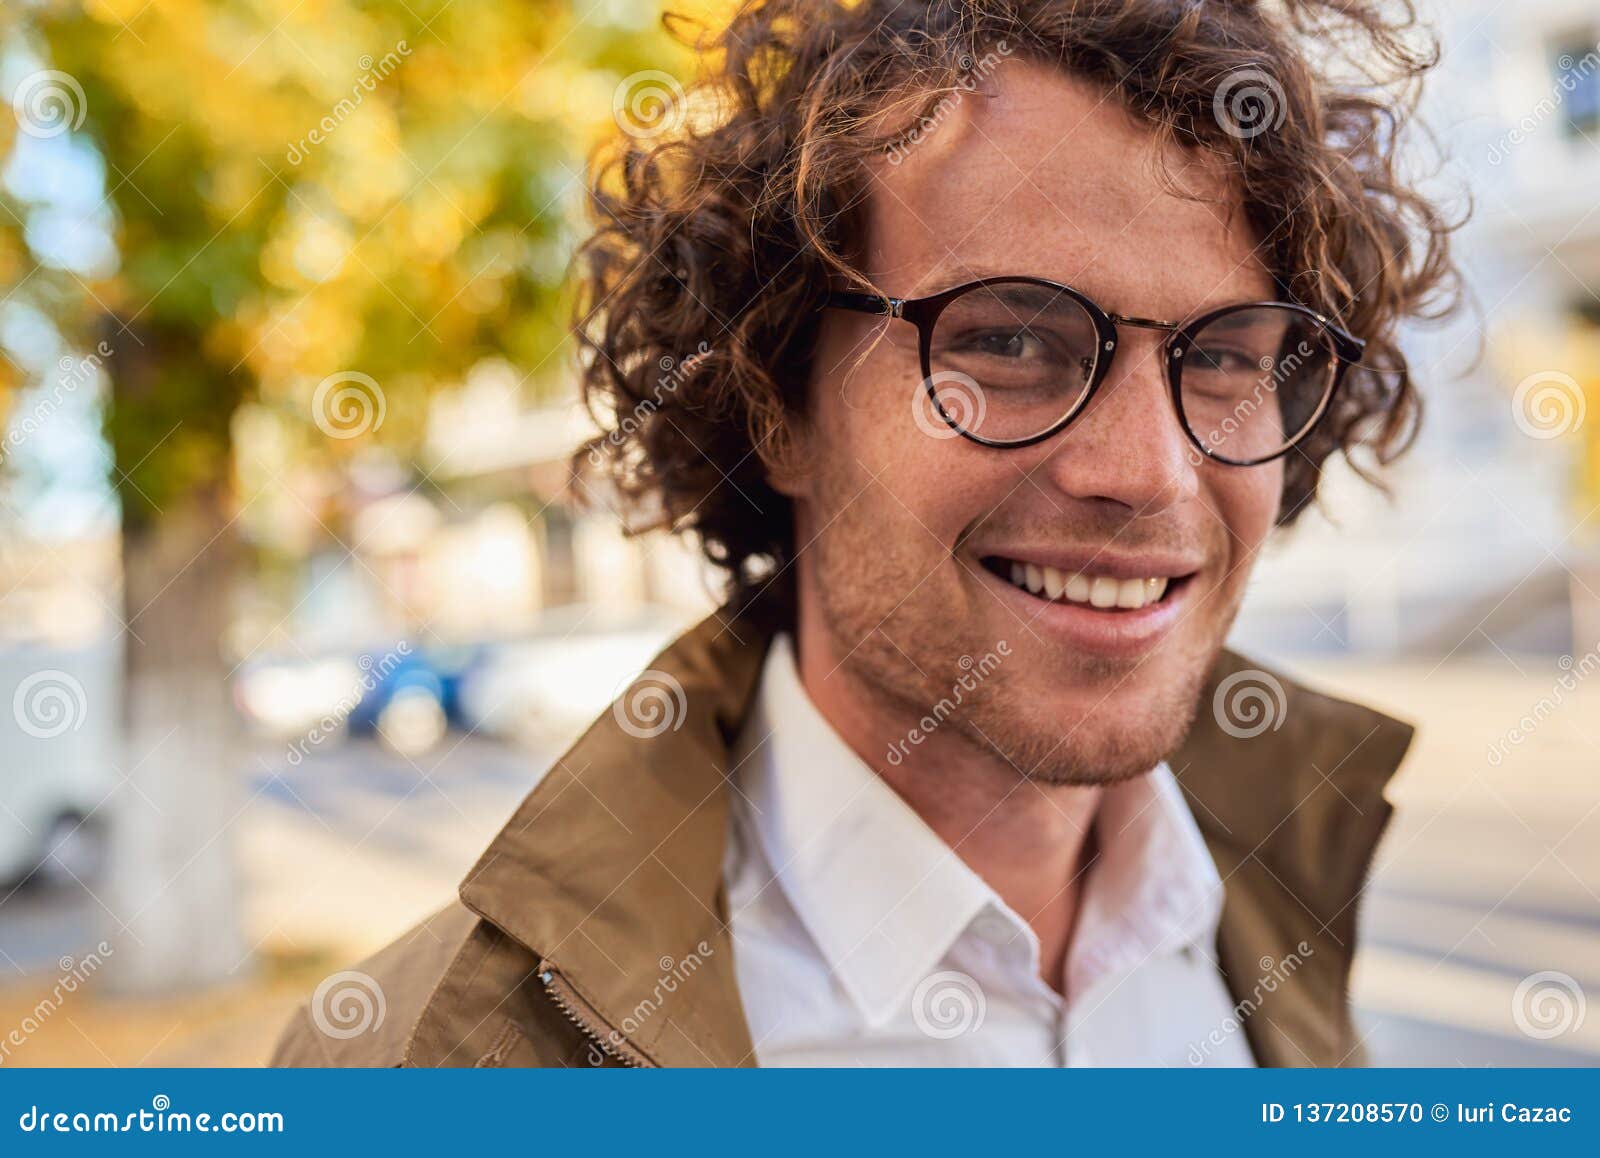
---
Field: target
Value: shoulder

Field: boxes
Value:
[268,902,483,1067]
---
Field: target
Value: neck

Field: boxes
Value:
[793,627,1101,992]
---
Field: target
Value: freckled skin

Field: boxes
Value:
[773,62,1283,786]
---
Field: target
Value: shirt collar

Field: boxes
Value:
[730,633,1225,1021]
[1067,761,1225,997]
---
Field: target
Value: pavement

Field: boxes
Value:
[1,657,1596,1066]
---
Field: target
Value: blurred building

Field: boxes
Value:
[1231,0,1600,660]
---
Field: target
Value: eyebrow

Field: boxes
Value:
[908,265,1282,315]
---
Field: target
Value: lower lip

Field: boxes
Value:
[975,563,1193,660]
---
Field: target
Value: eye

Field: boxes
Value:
[962,327,1050,361]
[1188,344,1259,374]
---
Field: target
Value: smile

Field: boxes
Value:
[980,556,1187,611]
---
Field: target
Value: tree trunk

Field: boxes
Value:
[104,486,248,993]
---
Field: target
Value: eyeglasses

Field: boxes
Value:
[825,277,1365,466]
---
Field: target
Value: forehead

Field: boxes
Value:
[862,59,1273,315]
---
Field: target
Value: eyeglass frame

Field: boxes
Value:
[824,276,1366,466]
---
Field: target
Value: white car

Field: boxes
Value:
[0,644,117,885]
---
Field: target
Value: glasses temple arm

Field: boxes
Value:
[824,290,904,318]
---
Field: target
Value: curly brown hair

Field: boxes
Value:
[573,0,1462,620]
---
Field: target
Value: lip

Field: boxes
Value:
[970,555,1197,661]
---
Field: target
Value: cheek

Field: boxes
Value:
[807,342,983,541]
[1209,460,1282,560]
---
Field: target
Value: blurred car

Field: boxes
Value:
[234,641,483,760]
[0,644,117,886]
[233,606,690,760]
[456,605,686,747]
[345,644,481,757]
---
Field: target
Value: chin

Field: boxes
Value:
[972,665,1206,786]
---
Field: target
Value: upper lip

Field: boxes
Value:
[975,546,1203,580]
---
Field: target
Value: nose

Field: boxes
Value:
[1032,329,1200,515]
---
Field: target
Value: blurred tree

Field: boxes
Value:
[1,0,707,991]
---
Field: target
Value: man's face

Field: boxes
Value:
[779,60,1283,785]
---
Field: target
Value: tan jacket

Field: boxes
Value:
[271,606,1412,1068]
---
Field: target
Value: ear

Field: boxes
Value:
[760,410,813,500]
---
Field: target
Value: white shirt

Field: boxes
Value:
[722,634,1255,1067]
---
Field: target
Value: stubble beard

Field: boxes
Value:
[803,509,1221,789]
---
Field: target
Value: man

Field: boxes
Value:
[273,0,1456,1067]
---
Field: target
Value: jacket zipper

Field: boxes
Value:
[537,961,655,1068]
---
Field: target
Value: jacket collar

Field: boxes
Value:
[455,606,1412,1067]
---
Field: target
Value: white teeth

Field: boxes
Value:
[997,560,1175,610]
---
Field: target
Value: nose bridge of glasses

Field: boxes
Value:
[1106,312,1181,336]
